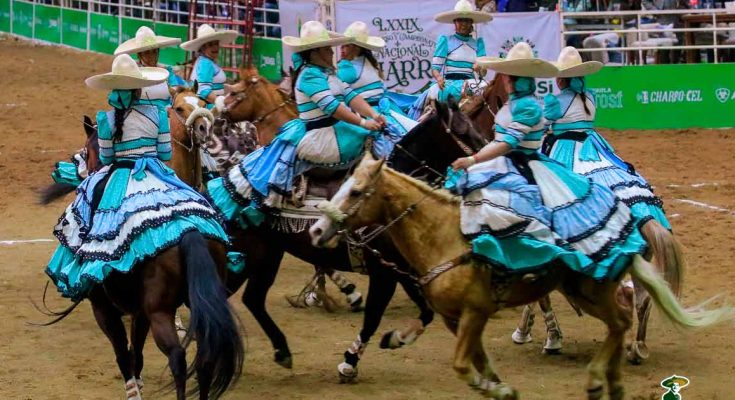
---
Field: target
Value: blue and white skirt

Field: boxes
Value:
[543,129,670,230]
[47,157,229,300]
[446,151,647,280]
[207,117,393,220]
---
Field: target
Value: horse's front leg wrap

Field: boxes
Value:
[338,335,368,383]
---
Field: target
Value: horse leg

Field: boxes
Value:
[338,266,397,383]
[511,303,535,345]
[380,269,433,349]
[130,314,150,393]
[242,246,292,368]
[326,268,364,312]
[627,276,652,364]
[88,288,139,400]
[538,295,563,354]
[148,311,187,400]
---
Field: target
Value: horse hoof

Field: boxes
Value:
[348,292,364,312]
[487,382,518,400]
[587,385,604,400]
[274,349,293,369]
[379,330,402,349]
[626,341,649,365]
[542,331,563,354]
[511,328,532,345]
[338,362,358,383]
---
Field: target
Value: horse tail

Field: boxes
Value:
[181,231,244,399]
[641,220,685,297]
[629,254,733,329]
[38,183,76,205]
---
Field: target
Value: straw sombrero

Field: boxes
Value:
[85,54,169,90]
[344,21,385,51]
[282,20,350,52]
[435,0,493,24]
[180,24,239,52]
[554,46,603,78]
[661,375,690,389]
[114,26,181,56]
[476,42,557,78]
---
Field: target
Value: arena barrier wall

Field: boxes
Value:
[2,0,733,129]
[0,0,283,80]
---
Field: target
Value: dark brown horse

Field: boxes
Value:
[37,107,244,400]
[459,75,508,140]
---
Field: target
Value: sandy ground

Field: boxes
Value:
[1,35,734,399]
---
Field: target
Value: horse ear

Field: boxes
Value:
[83,115,95,137]
[435,100,449,121]
[447,96,460,111]
[191,81,199,94]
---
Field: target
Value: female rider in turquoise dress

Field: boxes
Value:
[447,42,647,282]
[47,54,228,300]
[542,47,670,230]
[181,24,239,109]
[337,21,417,138]
[207,21,390,224]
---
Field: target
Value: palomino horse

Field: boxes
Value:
[310,152,732,400]
[440,88,686,364]
[37,106,244,400]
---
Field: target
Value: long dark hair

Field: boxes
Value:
[559,77,591,116]
[360,48,384,80]
[112,89,139,143]
[291,49,314,96]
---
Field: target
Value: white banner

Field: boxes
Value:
[278,0,320,70]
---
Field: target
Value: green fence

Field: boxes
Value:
[0,0,283,81]
[587,64,735,129]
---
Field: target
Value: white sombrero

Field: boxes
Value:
[554,46,603,78]
[114,26,181,56]
[180,24,239,52]
[435,0,493,24]
[344,21,385,51]
[85,54,169,90]
[282,20,350,52]
[476,42,557,78]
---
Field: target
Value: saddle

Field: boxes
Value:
[291,168,349,206]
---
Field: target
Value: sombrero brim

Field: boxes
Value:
[556,61,603,78]
[282,31,350,52]
[180,31,239,52]
[85,67,169,90]
[351,36,385,51]
[477,57,558,78]
[435,10,493,24]
[114,36,181,56]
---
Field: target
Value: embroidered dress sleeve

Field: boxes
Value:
[496,98,542,148]
[300,67,342,117]
[337,59,358,84]
[156,108,172,161]
[543,93,563,123]
[476,37,487,57]
[194,57,216,100]
[96,111,115,165]
[432,35,448,73]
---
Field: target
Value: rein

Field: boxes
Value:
[466,77,499,119]
[442,108,475,156]
[169,108,196,153]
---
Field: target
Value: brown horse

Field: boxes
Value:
[310,152,732,400]
[38,102,244,399]
[459,75,508,140]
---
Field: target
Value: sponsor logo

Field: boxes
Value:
[499,36,538,58]
[660,375,689,400]
[590,87,623,109]
[636,90,703,104]
[715,87,732,103]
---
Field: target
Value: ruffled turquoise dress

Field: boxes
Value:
[543,78,670,230]
[47,90,228,301]
[207,62,392,225]
[445,78,647,281]
[427,34,486,103]
[337,56,417,136]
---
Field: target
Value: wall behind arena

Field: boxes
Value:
[0,0,283,80]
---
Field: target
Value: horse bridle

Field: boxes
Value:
[222,76,295,126]
[441,107,477,157]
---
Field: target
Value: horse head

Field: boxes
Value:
[221,66,294,124]
[310,152,388,249]
[389,97,486,182]
[459,76,508,140]
[170,86,214,146]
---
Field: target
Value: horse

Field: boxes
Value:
[37,99,244,400]
[459,75,508,140]
[404,90,685,365]
[309,152,732,400]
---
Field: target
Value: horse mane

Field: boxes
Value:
[384,166,460,205]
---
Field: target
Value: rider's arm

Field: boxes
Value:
[193,57,217,104]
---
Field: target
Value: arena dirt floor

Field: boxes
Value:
[1,35,734,400]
